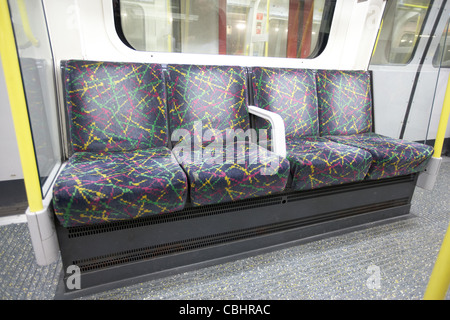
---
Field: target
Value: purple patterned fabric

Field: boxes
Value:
[251,67,319,140]
[167,64,289,205]
[63,60,168,153]
[173,141,290,206]
[316,70,373,136]
[54,60,188,227]
[53,147,188,227]
[167,64,250,144]
[286,137,373,190]
[326,133,434,180]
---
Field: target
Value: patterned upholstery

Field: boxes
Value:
[286,137,373,190]
[316,70,373,136]
[249,67,373,190]
[53,60,188,227]
[173,141,290,206]
[53,60,433,227]
[63,60,168,153]
[167,64,289,205]
[326,133,434,180]
[53,148,187,227]
[251,67,319,140]
[167,64,250,144]
[316,69,433,179]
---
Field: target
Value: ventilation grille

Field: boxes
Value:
[73,198,409,273]
[67,193,283,238]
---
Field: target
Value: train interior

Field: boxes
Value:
[0,0,449,300]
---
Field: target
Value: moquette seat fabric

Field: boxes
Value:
[166,64,290,206]
[251,67,372,190]
[315,70,434,180]
[52,60,187,227]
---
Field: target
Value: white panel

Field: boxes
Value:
[370,0,447,140]
[370,66,418,137]
[42,0,385,71]
[425,69,450,140]
[340,0,385,70]
[26,192,60,266]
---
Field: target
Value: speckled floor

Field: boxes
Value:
[1,158,449,300]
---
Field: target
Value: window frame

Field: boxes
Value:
[112,0,336,61]
[370,0,434,66]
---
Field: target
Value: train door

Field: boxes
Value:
[369,0,450,153]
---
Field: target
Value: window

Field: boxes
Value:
[371,0,432,65]
[113,0,335,59]
[8,0,62,196]
[432,18,450,67]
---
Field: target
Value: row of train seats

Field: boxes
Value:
[52,60,434,228]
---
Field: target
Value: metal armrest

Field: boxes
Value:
[248,105,286,158]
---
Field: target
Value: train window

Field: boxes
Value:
[118,2,145,50]
[371,0,432,65]
[113,0,335,59]
[432,19,450,67]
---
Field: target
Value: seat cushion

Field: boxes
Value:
[63,60,168,153]
[251,67,319,140]
[286,137,373,191]
[53,147,188,227]
[316,70,373,136]
[326,133,434,180]
[172,141,290,206]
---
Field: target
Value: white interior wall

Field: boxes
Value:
[42,0,385,70]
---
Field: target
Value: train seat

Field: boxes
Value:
[285,138,373,190]
[251,67,372,190]
[316,70,434,180]
[166,64,290,206]
[52,60,188,227]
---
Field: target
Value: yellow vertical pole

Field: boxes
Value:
[17,0,38,46]
[264,0,270,57]
[0,0,43,212]
[423,73,450,300]
[372,19,383,57]
[424,222,450,299]
[432,73,450,158]
[166,0,172,52]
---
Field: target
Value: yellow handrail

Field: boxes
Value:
[166,0,172,53]
[423,73,450,300]
[424,222,450,300]
[17,0,38,47]
[0,0,43,212]
[264,0,270,57]
[433,73,450,158]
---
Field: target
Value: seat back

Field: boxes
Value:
[63,60,168,153]
[251,67,319,140]
[166,64,250,146]
[316,70,373,136]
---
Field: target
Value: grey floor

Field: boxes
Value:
[1,159,449,300]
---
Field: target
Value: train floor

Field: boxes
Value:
[0,157,449,300]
